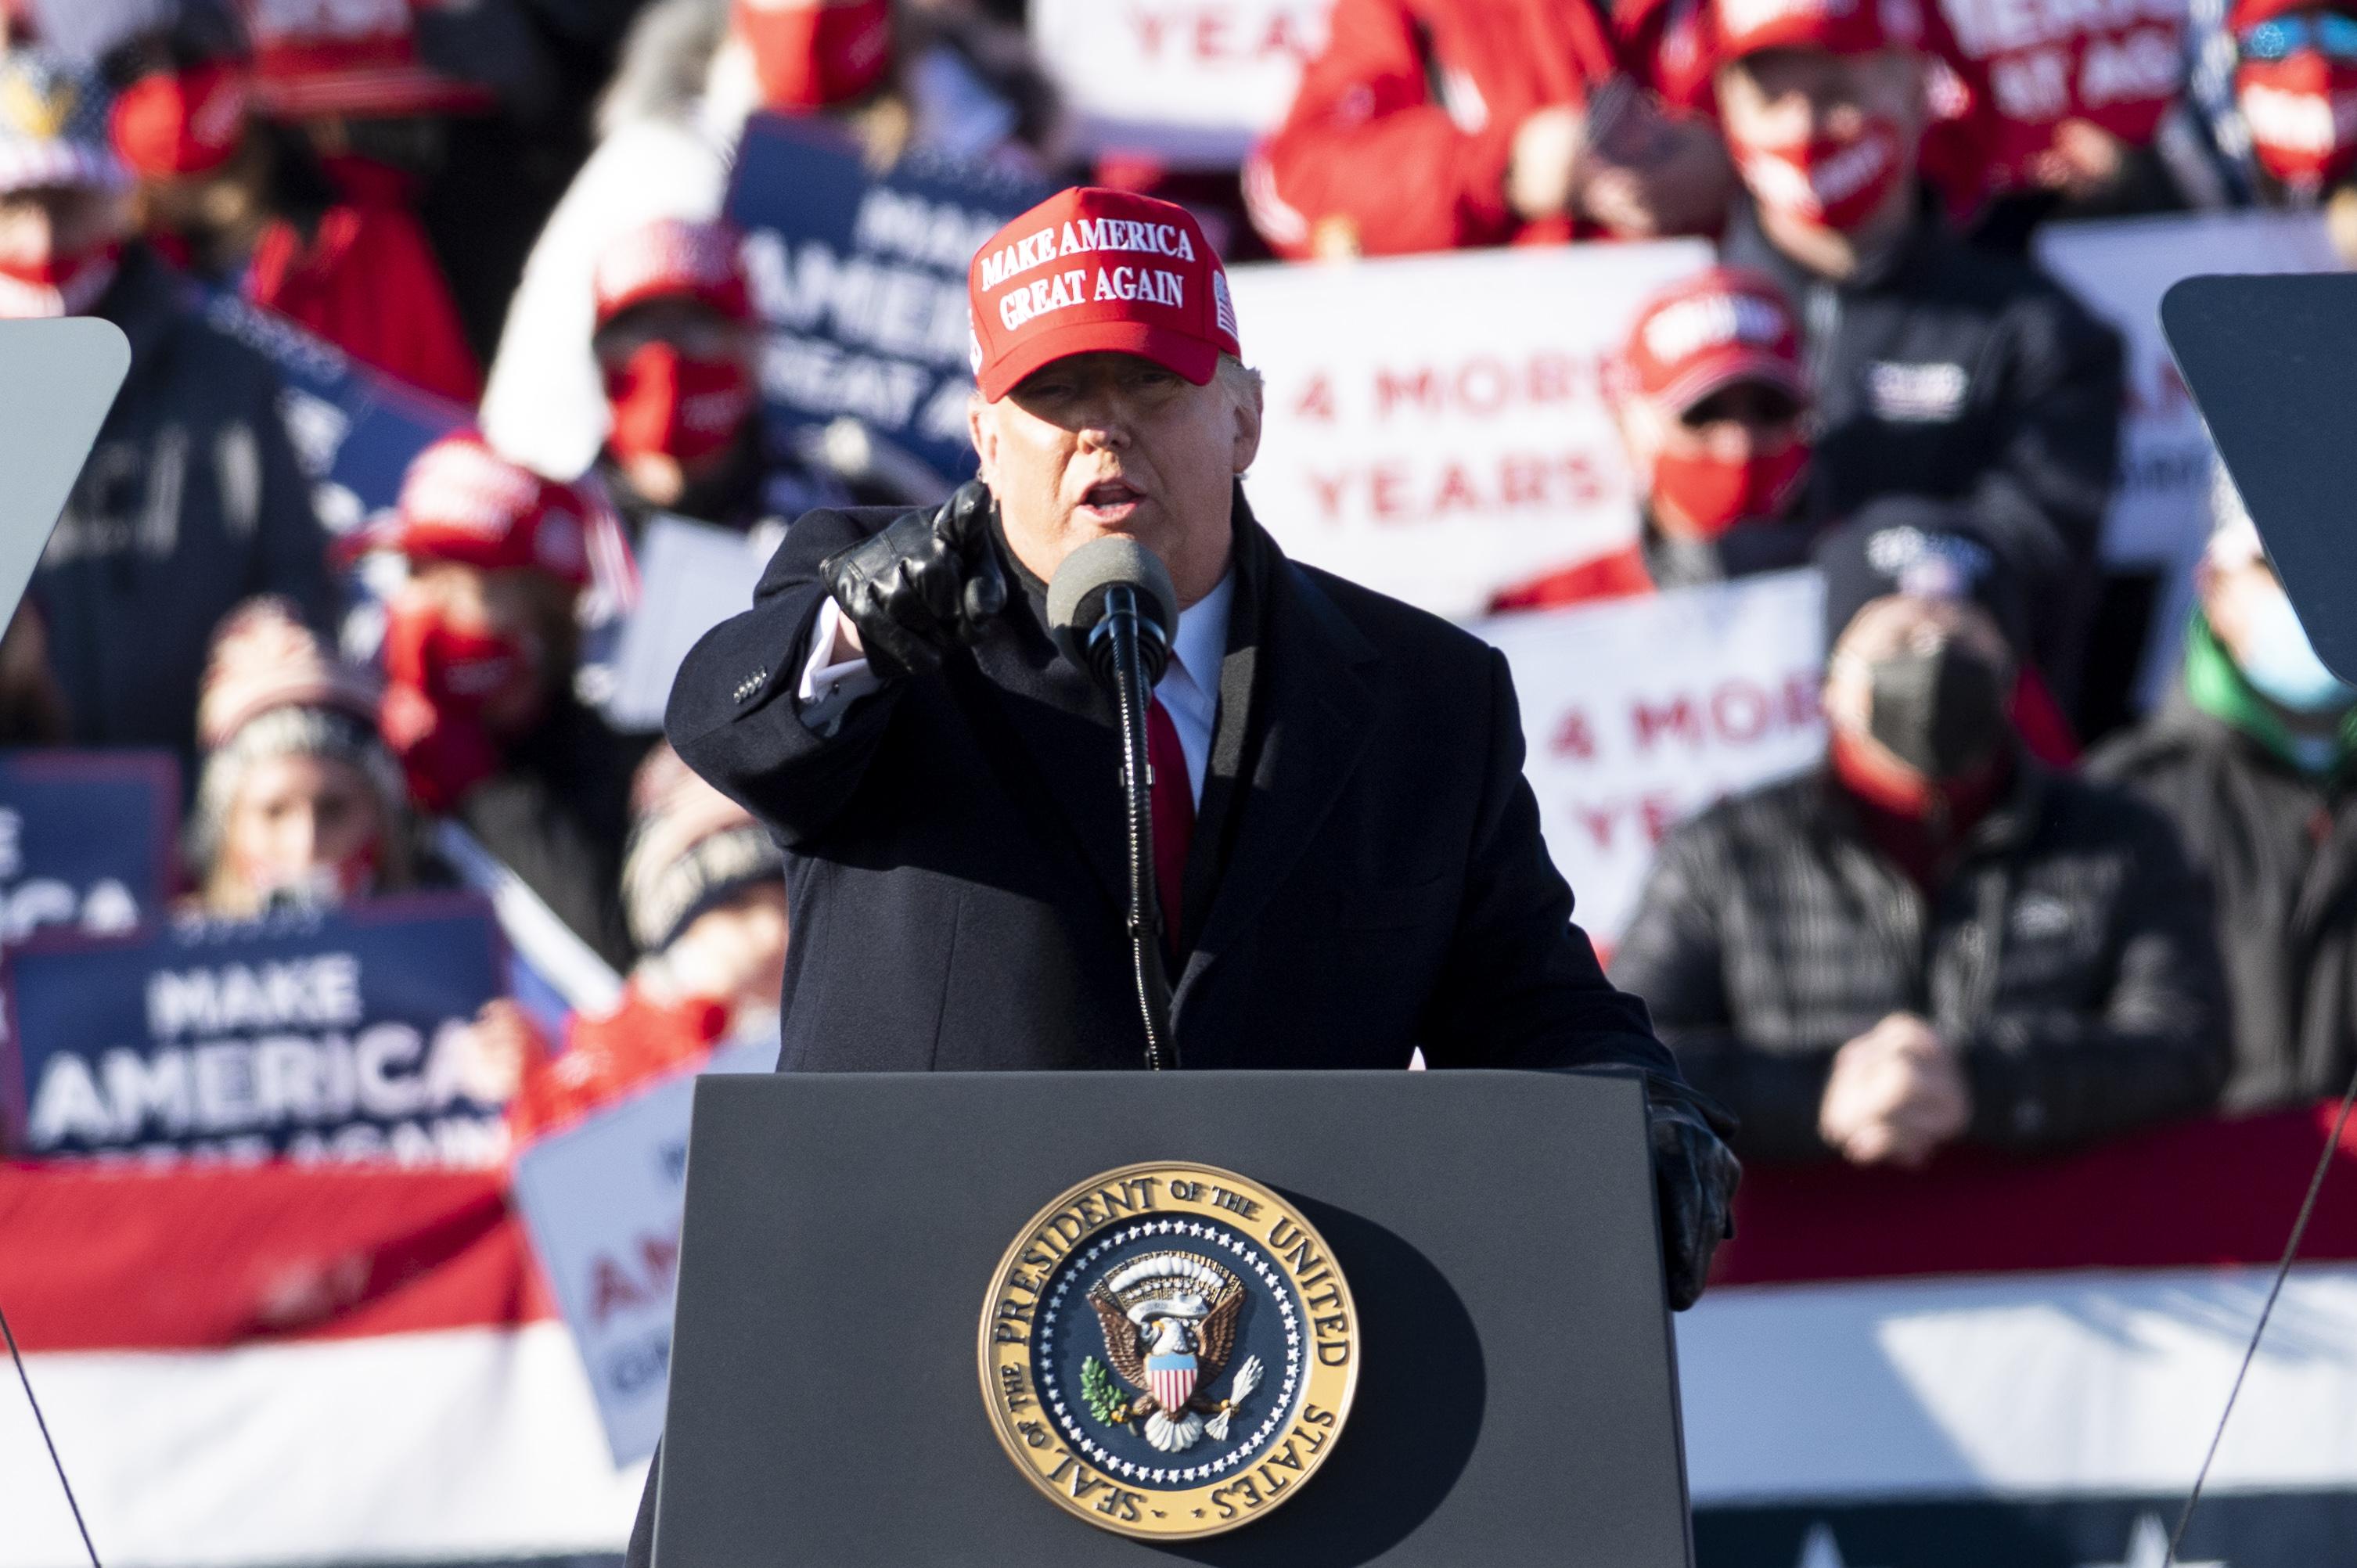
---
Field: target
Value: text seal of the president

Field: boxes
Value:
[978,1160,1359,1538]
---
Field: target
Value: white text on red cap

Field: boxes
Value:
[977,217,1200,291]
[1643,293,1791,368]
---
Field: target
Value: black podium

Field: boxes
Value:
[650,1069,1695,1566]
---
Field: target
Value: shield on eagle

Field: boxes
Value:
[1146,1346,1197,1412]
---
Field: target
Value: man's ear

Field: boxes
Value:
[968,394,999,486]
[1230,381,1263,476]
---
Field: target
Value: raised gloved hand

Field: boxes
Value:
[1647,1076,1741,1311]
[819,480,1009,680]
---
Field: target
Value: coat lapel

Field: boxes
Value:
[1175,531,1378,1012]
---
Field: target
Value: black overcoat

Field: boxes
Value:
[664,488,1671,1079]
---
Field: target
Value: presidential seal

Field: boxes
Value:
[978,1161,1358,1539]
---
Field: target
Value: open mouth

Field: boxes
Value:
[1079,478,1144,519]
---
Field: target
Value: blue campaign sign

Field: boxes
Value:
[0,750,178,944]
[726,113,1051,491]
[4,892,511,1167]
[193,285,469,536]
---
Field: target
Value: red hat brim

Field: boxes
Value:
[1649,351,1811,415]
[976,318,1220,403]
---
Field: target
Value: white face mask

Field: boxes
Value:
[2238,583,2357,715]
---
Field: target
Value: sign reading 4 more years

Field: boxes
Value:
[3,893,511,1167]
[979,1162,1358,1539]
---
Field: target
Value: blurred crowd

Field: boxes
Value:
[0,0,2351,1168]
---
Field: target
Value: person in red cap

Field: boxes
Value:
[1494,265,1819,610]
[1242,0,1733,257]
[379,432,646,970]
[480,0,1056,483]
[1712,0,2127,717]
[588,214,844,535]
[639,179,1738,1558]
[96,0,483,405]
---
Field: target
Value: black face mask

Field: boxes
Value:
[1866,643,2010,779]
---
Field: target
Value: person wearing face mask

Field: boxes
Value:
[479,0,1060,486]
[186,599,429,919]
[376,433,647,971]
[468,743,789,1145]
[0,48,333,769]
[1492,264,1819,610]
[588,215,844,534]
[2089,479,2357,1110]
[95,0,484,405]
[1711,0,2127,713]
[2223,0,2357,225]
[1614,516,2229,1165]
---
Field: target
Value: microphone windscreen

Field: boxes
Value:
[1046,535,1180,643]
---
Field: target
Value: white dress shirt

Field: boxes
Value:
[798,570,1234,806]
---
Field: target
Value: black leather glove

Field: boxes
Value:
[1647,1076,1741,1311]
[819,480,1009,680]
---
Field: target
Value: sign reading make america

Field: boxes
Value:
[0,750,178,945]
[726,113,1049,492]
[3,892,511,1167]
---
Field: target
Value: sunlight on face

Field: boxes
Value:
[217,753,384,914]
[968,351,1261,608]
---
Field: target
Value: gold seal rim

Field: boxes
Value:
[976,1159,1360,1540]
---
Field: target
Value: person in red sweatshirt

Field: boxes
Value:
[99,0,483,405]
[1243,0,1733,257]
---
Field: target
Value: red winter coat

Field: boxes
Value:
[1245,0,1633,257]
[248,158,482,406]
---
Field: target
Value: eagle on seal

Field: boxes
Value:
[1085,1251,1265,1453]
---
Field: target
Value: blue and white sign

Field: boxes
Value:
[0,750,178,944]
[726,113,1049,491]
[5,892,510,1167]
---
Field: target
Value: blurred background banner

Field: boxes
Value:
[1229,239,1712,618]
[1027,0,1329,167]
[4,892,509,1166]
[509,1033,775,1466]
[0,750,178,945]
[1480,571,1827,946]
[728,113,1049,494]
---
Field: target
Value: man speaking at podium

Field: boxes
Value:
[664,189,1736,1306]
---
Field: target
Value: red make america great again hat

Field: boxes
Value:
[967,187,1241,401]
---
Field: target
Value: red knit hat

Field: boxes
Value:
[592,218,754,331]
[1713,0,1924,60]
[966,187,1240,402]
[196,597,381,748]
[1616,266,1808,413]
[390,433,592,586]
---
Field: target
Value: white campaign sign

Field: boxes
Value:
[509,1036,775,1466]
[606,515,782,731]
[1229,240,1714,620]
[2036,210,2341,569]
[2035,210,2342,703]
[1478,570,1828,946]
[1027,0,1331,165]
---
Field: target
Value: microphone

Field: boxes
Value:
[1046,536,1179,690]
[1047,538,1182,1070]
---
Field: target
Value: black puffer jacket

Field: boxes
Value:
[1722,199,2126,696]
[33,246,331,764]
[1612,761,2230,1162]
[2089,699,2357,1111]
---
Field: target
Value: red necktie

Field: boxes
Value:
[1146,696,1194,950]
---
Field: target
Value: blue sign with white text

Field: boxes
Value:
[0,750,178,944]
[4,893,509,1167]
[725,113,1050,491]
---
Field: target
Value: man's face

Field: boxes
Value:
[1618,378,1811,537]
[218,753,384,914]
[1717,46,1927,168]
[0,184,125,272]
[969,351,1261,608]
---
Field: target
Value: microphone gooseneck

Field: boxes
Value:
[1047,538,1182,1071]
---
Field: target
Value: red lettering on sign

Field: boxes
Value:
[1294,372,1336,422]
[1550,708,1596,761]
